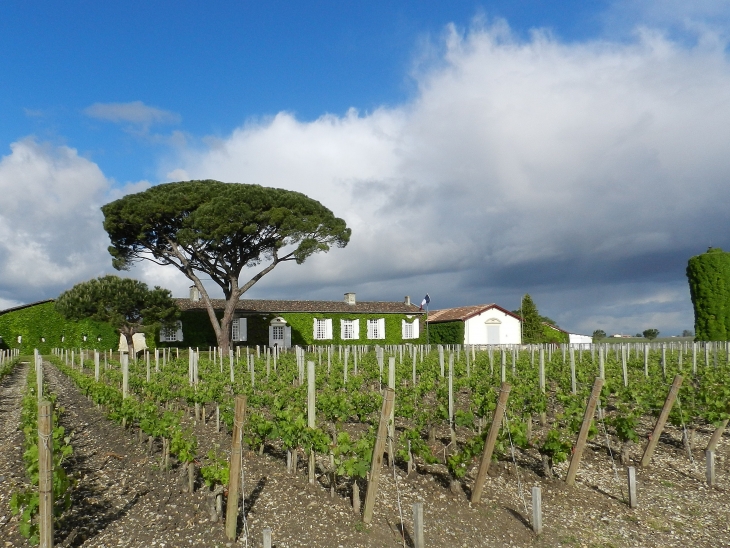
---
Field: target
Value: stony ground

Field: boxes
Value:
[1,360,728,547]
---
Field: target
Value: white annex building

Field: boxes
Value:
[427,304,522,345]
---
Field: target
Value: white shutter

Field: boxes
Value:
[352,319,360,340]
[412,319,419,339]
[176,321,183,342]
[240,317,247,341]
[340,319,346,339]
[378,318,385,339]
[284,326,291,348]
[268,325,275,347]
[313,318,319,340]
[325,319,333,339]
[402,320,407,339]
[159,328,166,343]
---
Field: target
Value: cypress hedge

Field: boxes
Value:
[687,247,730,341]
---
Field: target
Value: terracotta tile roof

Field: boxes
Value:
[427,304,523,323]
[175,298,423,315]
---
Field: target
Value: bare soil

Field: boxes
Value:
[1,361,729,547]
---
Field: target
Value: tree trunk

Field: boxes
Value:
[122,330,136,360]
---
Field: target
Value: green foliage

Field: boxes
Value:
[642,329,659,340]
[427,320,464,345]
[11,367,74,545]
[607,408,639,443]
[56,275,179,351]
[164,309,426,348]
[520,294,543,343]
[539,428,571,465]
[170,427,197,463]
[0,301,118,354]
[543,323,569,344]
[102,180,351,348]
[593,329,606,341]
[332,431,374,479]
[200,445,230,488]
[687,247,730,341]
[447,434,484,479]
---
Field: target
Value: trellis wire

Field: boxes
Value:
[502,409,529,517]
[239,424,250,547]
[388,433,407,548]
[675,396,695,465]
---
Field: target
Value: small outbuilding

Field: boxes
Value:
[426,304,522,345]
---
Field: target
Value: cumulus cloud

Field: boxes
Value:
[0,138,112,302]
[85,101,181,128]
[161,21,730,334]
[0,138,162,307]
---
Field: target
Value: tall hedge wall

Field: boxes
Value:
[427,321,465,345]
[543,324,569,344]
[165,310,426,348]
[0,301,119,354]
[687,247,730,341]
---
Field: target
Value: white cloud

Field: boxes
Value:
[85,101,181,127]
[0,138,154,303]
[0,297,23,311]
[159,21,730,334]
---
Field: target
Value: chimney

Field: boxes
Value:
[190,285,201,302]
[344,292,356,305]
[404,296,411,306]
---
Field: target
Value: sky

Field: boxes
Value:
[2,1,730,336]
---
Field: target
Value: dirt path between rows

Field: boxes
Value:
[0,362,30,547]
[41,362,235,548]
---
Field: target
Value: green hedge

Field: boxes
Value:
[427,321,465,345]
[0,301,118,354]
[543,324,569,344]
[165,309,426,347]
[687,248,730,341]
[159,309,222,349]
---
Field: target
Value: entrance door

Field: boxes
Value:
[486,324,500,344]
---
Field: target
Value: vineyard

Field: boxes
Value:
[0,342,729,547]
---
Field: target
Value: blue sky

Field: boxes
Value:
[2,1,610,183]
[2,1,730,336]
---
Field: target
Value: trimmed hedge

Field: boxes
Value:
[543,324,569,344]
[427,321,465,345]
[687,247,730,341]
[0,301,118,354]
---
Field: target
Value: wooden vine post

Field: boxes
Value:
[706,419,729,452]
[38,400,54,548]
[641,374,683,467]
[363,387,396,524]
[471,382,511,504]
[565,376,604,486]
[226,395,247,540]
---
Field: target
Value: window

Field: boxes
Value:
[341,319,359,340]
[272,325,284,340]
[231,317,247,342]
[313,318,333,340]
[160,321,183,342]
[367,318,386,340]
[402,318,419,340]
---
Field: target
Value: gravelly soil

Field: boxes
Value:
[0,362,30,547]
[2,360,729,547]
